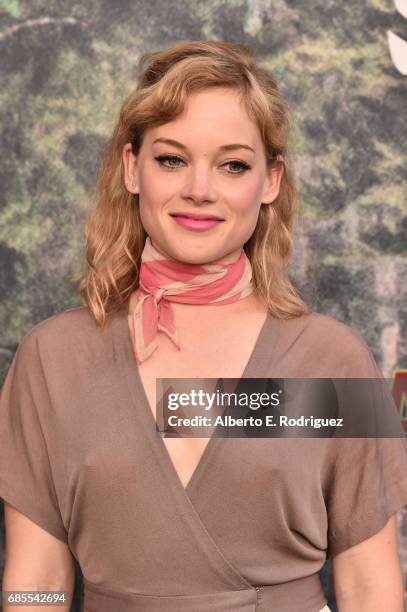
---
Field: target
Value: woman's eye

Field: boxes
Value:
[154,155,251,174]
[154,155,184,170]
[224,160,251,174]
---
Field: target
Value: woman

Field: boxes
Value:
[1,40,406,612]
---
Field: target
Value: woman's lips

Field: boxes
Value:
[170,214,223,232]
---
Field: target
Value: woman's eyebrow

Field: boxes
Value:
[152,137,255,154]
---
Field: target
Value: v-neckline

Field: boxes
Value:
[114,298,275,497]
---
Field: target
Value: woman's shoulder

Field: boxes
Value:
[294,310,367,343]
[20,305,95,345]
[276,309,368,346]
[17,303,125,359]
[273,310,381,378]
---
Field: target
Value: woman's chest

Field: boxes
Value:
[136,309,268,410]
[134,313,268,489]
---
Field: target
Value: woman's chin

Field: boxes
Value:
[147,234,224,265]
[163,244,231,266]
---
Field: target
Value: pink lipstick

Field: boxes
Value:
[170,213,224,232]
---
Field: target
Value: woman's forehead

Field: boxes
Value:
[144,92,261,150]
[176,88,250,119]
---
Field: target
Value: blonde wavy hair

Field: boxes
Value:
[76,39,311,327]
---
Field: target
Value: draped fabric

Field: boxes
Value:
[128,237,253,363]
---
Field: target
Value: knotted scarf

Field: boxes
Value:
[128,237,254,364]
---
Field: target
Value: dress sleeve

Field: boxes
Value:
[325,327,407,559]
[326,436,407,558]
[0,328,68,543]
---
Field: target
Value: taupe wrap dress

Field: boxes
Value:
[1,299,406,611]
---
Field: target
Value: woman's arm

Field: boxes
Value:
[332,514,404,611]
[2,503,75,611]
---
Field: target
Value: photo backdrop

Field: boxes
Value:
[0,1,406,610]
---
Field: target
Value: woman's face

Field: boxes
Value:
[123,87,284,265]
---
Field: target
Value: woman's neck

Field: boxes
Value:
[149,238,243,267]
[132,287,266,327]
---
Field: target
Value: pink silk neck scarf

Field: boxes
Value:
[128,236,254,364]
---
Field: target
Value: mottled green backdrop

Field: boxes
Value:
[0,1,406,610]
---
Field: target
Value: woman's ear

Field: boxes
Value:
[261,157,285,205]
[122,143,139,194]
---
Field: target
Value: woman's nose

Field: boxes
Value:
[181,164,217,203]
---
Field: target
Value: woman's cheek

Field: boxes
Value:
[229,178,262,211]
[235,196,262,223]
